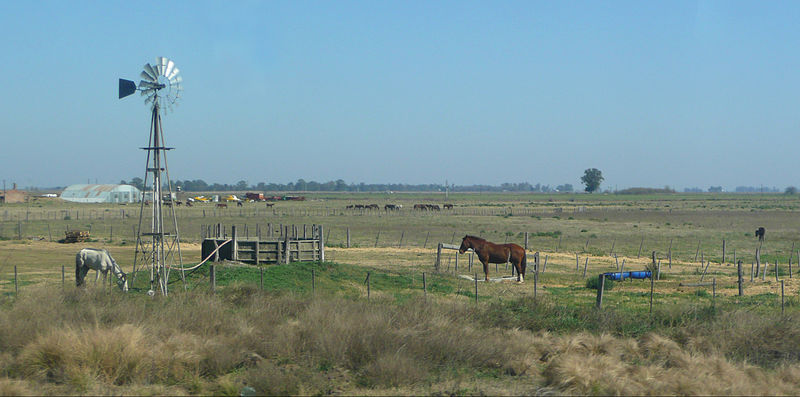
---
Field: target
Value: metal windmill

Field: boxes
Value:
[119,57,184,295]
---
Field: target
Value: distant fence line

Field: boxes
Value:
[0,205,612,223]
[0,217,794,267]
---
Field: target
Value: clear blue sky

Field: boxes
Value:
[2,1,799,190]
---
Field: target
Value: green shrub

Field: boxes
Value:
[585,275,615,291]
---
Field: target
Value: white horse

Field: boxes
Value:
[75,248,128,292]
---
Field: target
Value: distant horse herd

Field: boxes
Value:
[345,203,454,211]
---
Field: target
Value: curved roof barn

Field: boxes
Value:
[61,184,141,203]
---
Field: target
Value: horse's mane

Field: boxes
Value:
[464,235,486,242]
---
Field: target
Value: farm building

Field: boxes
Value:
[61,184,141,203]
[0,183,26,203]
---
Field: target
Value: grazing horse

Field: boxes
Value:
[755,227,766,242]
[366,204,380,210]
[75,248,128,291]
[216,203,228,209]
[459,235,526,283]
[414,204,427,211]
[443,204,454,210]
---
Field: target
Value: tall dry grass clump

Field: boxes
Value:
[1,285,800,395]
[18,324,148,387]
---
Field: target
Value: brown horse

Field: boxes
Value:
[459,235,526,282]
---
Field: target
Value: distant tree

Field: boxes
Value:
[580,168,604,193]
[708,186,723,193]
[785,186,797,195]
[129,177,144,190]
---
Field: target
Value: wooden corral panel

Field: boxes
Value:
[202,238,320,265]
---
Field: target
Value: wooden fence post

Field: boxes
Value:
[312,269,315,295]
[638,235,644,258]
[231,226,238,261]
[15,265,19,295]
[700,260,711,282]
[260,267,264,290]
[781,279,785,315]
[610,238,616,256]
[435,243,442,272]
[374,230,380,248]
[346,227,351,248]
[695,240,701,262]
[62,265,65,288]
[469,252,474,272]
[649,272,655,315]
[210,264,216,293]
[319,225,325,262]
[533,252,539,299]
[775,260,779,282]
[399,231,404,248]
[423,231,429,249]
[712,278,716,307]
[737,260,743,296]
[755,247,761,276]
[722,239,726,264]
[543,255,548,273]
[582,257,589,278]
[524,232,529,251]
[596,274,605,309]
[365,272,370,300]
[750,262,754,282]
[575,254,579,272]
[668,238,673,269]
[284,232,290,264]
[474,274,478,303]
[423,272,427,298]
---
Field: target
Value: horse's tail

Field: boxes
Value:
[520,250,527,276]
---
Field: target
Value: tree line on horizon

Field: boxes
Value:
[118,177,575,193]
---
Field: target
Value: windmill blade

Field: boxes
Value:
[144,63,158,80]
[118,79,137,99]
[164,60,175,79]
[158,57,168,76]
[170,75,183,86]
[139,80,159,89]
[140,70,156,82]
[167,67,180,81]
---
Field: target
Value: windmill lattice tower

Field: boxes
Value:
[119,57,184,295]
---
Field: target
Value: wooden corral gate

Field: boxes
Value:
[202,224,324,265]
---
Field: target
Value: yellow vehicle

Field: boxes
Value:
[224,195,242,202]
[193,196,210,202]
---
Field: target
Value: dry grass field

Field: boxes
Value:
[1,192,800,395]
